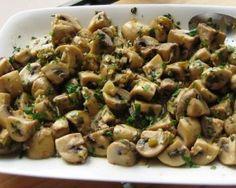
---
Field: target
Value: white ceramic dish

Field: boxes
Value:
[0,4,236,185]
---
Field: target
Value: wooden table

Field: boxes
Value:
[0,0,235,188]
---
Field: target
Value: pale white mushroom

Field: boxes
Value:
[218,134,236,165]
[0,129,21,155]
[107,139,137,166]
[65,110,91,135]
[201,67,232,90]
[224,114,236,135]
[130,80,157,102]
[201,116,224,140]
[26,128,55,159]
[0,70,23,98]
[191,138,219,165]
[88,11,111,33]
[0,58,14,77]
[41,61,70,85]
[31,76,55,99]
[113,124,140,142]
[136,129,174,158]
[177,117,201,148]
[143,54,164,81]
[19,62,42,89]
[55,133,88,164]
[7,116,37,142]
[55,44,83,74]
[158,137,190,167]
[85,128,113,157]
[79,71,102,87]
[51,118,70,138]
[14,49,32,66]
[189,80,217,104]
[122,20,150,41]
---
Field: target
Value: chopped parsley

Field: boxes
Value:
[12,45,21,53]
[127,104,156,129]
[96,32,106,41]
[23,105,45,122]
[188,28,198,37]
[149,28,156,38]
[210,165,217,170]
[65,83,81,94]
[182,155,199,168]
[103,130,113,137]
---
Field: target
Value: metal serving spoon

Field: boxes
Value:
[189,13,236,46]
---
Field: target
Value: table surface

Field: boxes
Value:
[0,0,235,188]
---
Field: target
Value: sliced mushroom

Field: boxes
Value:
[0,105,11,129]
[134,36,159,59]
[130,80,157,102]
[31,76,55,99]
[107,139,137,166]
[102,80,130,110]
[7,116,37,142]
[149,15,174,42]
[201,67,232,91]
[125,50,144,69]
[53,92,81,114]
[225,114,236,135]
[113,124,140,143]
[122,20,150,42]
[14,49,32,66]
[15,92,33,111]
[88,11,111,33]
[55,133,88,164]
[177,117,201,148]
[79,71,102,87]
[211,46,229,66]
[41,61,70,85]
[113,69,135,88]
[85,128,113,157]
[34,96,57,121]
[19,62,42,90]
[81,87,100,117]
[191,48,211,63]
[176,88,209,120]
[218,134,236,165]
[136,129,174,158]
[147,113,173,131]
[0,58,14,77]
[65,110,91,135]
[72,36,90,53]
[133,100,162,116]
[26,127,55,159]
[55,44,83,74]
[90,105,115,132]
[188,60,209,81]
[201,116,224,140]
[51,117,70,138]
[158,137,190,167]
[189,80,217,104]
[190,138,219,165]
[0,70,23,98]
[167,88,188,115]
[156,42,180,63]
[164,62,186,81]
[158,78,177,99]
[168,29,199,59]
[90,29,115,54]
[143,54,164,81]
[51,14,81,46]
[197,23,225,50]
[210,95,233,120]
[0,129,21,155]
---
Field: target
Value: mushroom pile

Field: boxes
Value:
[0,9,235,167]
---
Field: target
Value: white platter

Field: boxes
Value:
[0,4,236,185]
